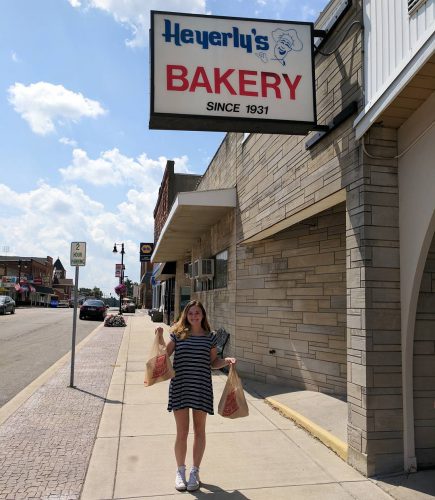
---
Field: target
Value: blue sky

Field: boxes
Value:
[0,0,328,295]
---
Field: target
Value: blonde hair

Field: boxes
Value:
[171,300,211,340]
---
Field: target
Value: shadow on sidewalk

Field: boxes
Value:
[375,469,435,499]
[190,483,249,498]
[73,386,123,405]
[241,378,346,402]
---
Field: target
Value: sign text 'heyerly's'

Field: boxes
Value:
[162,19,270,53]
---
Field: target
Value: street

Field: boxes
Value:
[0,306,108,407]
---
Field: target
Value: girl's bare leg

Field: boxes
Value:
[192,410,207,467]
[174,409,189,466]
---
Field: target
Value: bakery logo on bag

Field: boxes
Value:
[152,354,168,379]
[222,389,239,416]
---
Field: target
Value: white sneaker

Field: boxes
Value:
[175,465,187,491]
[187,466,200,491]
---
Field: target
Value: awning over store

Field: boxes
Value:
[154,261,176,281]
[33,284,54,294]
[140,271,152,284]
[17,284,36,293]
[151,188,237,262]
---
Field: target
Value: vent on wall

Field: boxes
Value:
[408,0,427,15]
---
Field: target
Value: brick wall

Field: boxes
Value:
[154,172,170,244]
[414,233,435,467]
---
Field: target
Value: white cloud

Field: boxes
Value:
[59,147,191,187]
[8,81,106,135]
[11,51,20,63]
[0,146,194,292]
[0,180,153,294]
[59,137,78,147]
[70,0,207,47]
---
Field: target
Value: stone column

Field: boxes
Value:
[346,127,403,476]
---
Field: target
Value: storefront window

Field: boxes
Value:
[214,249,228,289]
[180,286,191,310]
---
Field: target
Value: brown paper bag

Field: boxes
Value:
[218,365,249,418]
[144,334,175,387]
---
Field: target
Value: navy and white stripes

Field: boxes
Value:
[168,332,217,415]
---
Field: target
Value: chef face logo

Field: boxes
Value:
[271,28,303,66]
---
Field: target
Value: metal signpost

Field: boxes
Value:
[69,242,86,388]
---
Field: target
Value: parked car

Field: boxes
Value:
[0,296,16,315]
[122,300,136,313]
[58,300,69,308]
[79,299,107,321]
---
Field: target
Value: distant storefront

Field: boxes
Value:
[0,256,55,305]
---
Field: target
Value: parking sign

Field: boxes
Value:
[70,242,86,266]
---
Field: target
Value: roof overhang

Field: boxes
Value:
[354,34,435,139]
[151,188,237,263]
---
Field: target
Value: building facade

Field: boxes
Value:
[152,160,202,324]
[0,255,54,305]
[52,258,74,301]
[151,0,435,477]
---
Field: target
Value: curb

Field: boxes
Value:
[0,322,105,426]
[266,396,348,461]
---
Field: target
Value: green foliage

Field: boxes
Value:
[78,286,103,299]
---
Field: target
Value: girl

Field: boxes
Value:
[155,300,236,492]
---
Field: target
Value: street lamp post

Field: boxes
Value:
[17,259,22,286]
[113,243,125,315]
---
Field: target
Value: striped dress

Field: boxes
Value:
[168,332,217,415]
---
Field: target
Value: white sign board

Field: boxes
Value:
[70,242,86,267]
[150,11,316,134]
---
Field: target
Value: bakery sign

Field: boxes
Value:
[149,11,316,135]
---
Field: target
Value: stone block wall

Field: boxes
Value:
[197,133,238,191]
[346,126,403,476]
[414,233,435,467]
[236,0,363,242]
[192,210,237,349]
[235,204,347,394]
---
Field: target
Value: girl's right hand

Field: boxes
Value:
[155,327,164,337]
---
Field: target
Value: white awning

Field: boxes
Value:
[151,188,237,263]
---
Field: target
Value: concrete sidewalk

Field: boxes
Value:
[1,311,433,499]
[81,313,393,500]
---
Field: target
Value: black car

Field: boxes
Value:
[79,299,107,321]
[0,296,15,315]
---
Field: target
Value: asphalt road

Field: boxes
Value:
[0,306,112,407]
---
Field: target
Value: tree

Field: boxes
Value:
[78,287,102,298]
[124,278,133,297]
[92,287,103,299]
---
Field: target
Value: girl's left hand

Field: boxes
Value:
[225,357,236,365]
